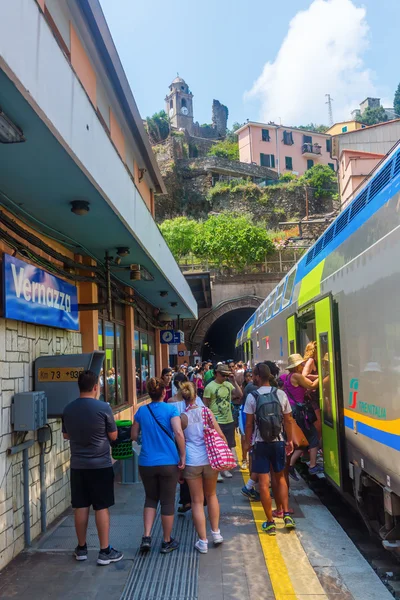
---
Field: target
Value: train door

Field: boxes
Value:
[286,314,298,354]
[315,295,341,488]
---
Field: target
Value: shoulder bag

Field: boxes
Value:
[201,407,237,471]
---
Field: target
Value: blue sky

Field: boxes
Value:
[100,0,400,127]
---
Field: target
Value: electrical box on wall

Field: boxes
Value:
[12,391,47,431]
[34,352,105,417]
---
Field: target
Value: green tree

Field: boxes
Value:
[299,164,337,198]
[159,217,201,259]
[226,122,244,142]
[356,106,388,126]
[278,172,299,183]
[193,213,274,268]
[207,139,239,161]
[394,83,400,118]
[146,110,170,144]
[295,123,329,133]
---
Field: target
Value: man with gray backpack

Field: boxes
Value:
[244,363,295,535]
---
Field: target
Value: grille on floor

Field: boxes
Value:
[120,514,199,600]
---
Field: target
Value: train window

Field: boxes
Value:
[282,268,297,308]
[261,298,269,323]
[255,306,263,328]
[319,332,334,428]
[266,290,276,320]
[273,281,285,314]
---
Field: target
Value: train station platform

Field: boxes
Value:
[0,466,393,600]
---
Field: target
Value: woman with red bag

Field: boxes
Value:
[180,382,226,554]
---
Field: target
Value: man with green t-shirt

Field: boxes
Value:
[203,363,243,480]
[203,362,214,385]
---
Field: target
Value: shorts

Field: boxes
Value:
[303,423,319,449]
[183,464,216,480]
[139,464,179,516]
[238,406,247,436]
[231,403,240,428]
[71,467,115,511]
[220,422,236,448]
[250,441,286,475]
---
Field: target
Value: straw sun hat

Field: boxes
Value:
[286,354,306,370]
[216,364,231,376]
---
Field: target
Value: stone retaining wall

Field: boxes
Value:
[0,318,81,569]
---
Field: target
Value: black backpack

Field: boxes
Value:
[253,388,283,442]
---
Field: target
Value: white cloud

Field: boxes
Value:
[245,0,376,125]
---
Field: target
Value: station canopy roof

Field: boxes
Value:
[0,68,197,319]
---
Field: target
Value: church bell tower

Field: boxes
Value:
[165,75,194,133]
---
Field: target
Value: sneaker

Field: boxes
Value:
[160,538,179,554]
[241,460,248,470]
[74,545,88,561]
[289,466,300,481]
[211,530,224,545]
[194,539,208,554]
[261,521,276,536]
[241,486,261,501]
[309,464,324,475]
[97,547,123,566]
[283,514,296,529]
[217,473,224,483]
[222,471,233,478]
[140,536,151,552]
[177,504,191,514]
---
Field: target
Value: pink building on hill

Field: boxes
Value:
[235,122,335,176]
[339,149,385,209]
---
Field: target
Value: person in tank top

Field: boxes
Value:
[180,382,226,554]
[279,354,322,478]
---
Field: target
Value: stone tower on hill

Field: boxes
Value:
[165,76,194,133]
[165,75,228,139]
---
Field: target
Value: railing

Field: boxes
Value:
[179,250,302,277]
[301,143,322,156]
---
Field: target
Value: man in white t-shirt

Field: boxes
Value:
[244,363,295,536]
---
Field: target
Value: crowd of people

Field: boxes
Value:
[62,345,324,563]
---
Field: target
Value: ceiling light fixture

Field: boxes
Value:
[0,107,25,144]
[170,302,178,307]
[71,200,90,216]
[159,291,168,297]
[116,247,130,257]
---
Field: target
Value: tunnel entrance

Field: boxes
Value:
[202,307,254,362]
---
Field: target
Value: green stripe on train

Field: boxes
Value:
[297,260,325,307]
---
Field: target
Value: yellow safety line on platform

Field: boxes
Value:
[236,432,328,600]
[235,433,298,600]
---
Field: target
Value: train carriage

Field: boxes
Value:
[236,144,400,548]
